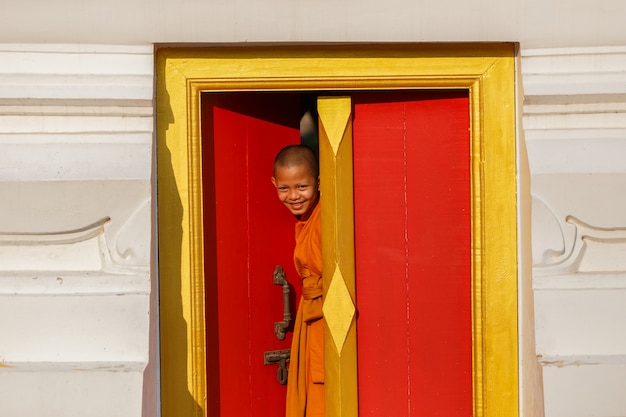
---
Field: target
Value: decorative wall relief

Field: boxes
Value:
[534,213,626,275]
[111,198,151,267]
[0,180,151,273]
[0,195,151,273]
[532,196,570,267]
[530,174,626,276]
[0,217,111,271]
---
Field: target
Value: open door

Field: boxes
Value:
[201,92,303,417]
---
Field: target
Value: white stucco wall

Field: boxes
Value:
[0,44,156,417]
[0,0,625,48]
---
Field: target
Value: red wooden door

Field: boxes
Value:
[201,90,471,416]
[201,92,303,417]
[353,91,472,416]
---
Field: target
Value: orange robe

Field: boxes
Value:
[286,200,324,417]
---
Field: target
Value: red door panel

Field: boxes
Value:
[353,91,472,416]
[202,92,303,417]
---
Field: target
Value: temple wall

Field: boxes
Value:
[2,2,626,415]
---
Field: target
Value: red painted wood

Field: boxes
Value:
[353,91,472,417]
[202,93,302,417]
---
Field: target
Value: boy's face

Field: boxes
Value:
[271,163,320,219]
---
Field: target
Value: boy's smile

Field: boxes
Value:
[271,164,319,220]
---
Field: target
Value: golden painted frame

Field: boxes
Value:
[156,44,518,417]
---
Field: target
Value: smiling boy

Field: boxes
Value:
[271,145,324,417]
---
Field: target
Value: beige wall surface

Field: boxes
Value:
[1,0,625,48]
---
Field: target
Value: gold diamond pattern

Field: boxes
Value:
[318,97,351,155]
[323,264,356,354]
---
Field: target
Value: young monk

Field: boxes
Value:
[271,145,324,417]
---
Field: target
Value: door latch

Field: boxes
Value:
[264,349,290,385]
[273,265,291,340]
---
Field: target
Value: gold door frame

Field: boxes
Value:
[156,43,518,417]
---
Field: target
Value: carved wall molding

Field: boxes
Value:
[112,198,151,267]
[531,195,569,267]
[522,47,626,280]
[534,214,626,276]
[522,47,626,176]
[0,214,149,273]
[0,45,154,274]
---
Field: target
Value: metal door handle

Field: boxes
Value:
[273,265,291,340]
[264,349,290,385]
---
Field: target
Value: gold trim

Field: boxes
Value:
[318,96,358,417]
[470,80,486,416]
[479,52,518,416]
[156,43,518,417]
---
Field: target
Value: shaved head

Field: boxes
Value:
[273,145,319,178]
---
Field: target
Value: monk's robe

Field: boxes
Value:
[286,200,324,417]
